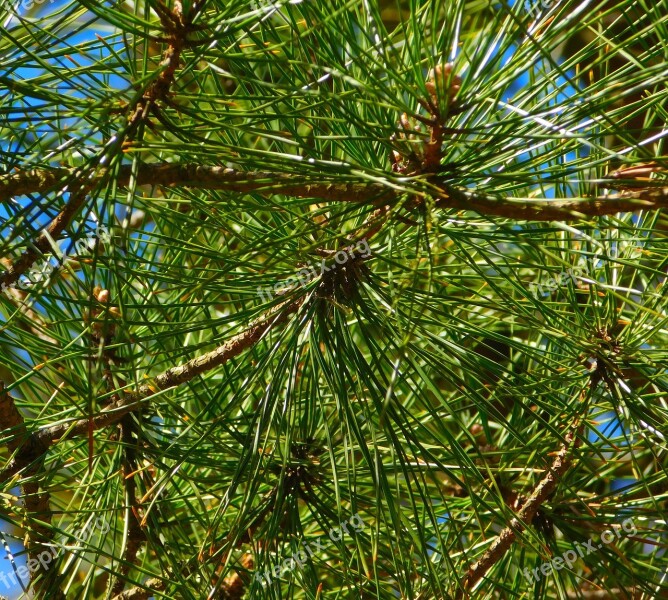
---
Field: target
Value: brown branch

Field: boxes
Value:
[0,258,58,346]
[40,295,303,445]
[0,188,91,292]
[454,414,584,599]
[110,416,146,597]
[0,383,63,597]
[432,182,668,221]
[421,63,461,173]
[0,296,303,487]
[111,577,166,600]
[0,382,27,454]
[125,0,189,139]
[3,163,667,223]
[0,163,395,206]
[0,0,191,294]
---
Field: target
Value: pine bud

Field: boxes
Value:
[425,63,461,105]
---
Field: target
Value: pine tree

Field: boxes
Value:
[1,0,667,598]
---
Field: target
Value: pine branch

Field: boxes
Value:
[0,258,58,346]
[0,383,63,597]
[0,293,302,595]
[41,295,304,444]
[0,188,90,292]
[111,577,165,600]
[433,183,668,221]
[124,0,191,140]
[0,296,304,483]
[454,410,586,598]
[109,416,146,597]
[0,0,193,295]
[0,164,395,206]
[2,164,666,225]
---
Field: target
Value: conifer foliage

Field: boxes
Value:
[1,0,667,598]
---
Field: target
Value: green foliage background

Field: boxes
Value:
[0,0,667,598]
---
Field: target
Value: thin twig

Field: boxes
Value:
[109,416,146,597]
[0,383,64,597]
[111,577,166,600]
[0,297,57,345]
[454,413,585,598]
[0,258,57,345]
[0,296,304,486]
[0,188,90,292]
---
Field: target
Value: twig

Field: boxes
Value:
[111,577,166,600]
[0,383,64,597]
[0,258,57,345]
[0,297,303,485]
[0,188,90,292]
[0,0,191,293]
[125,0,190,140]
[109,415,146,596]
[3,163,667,222]
[454,413,585,598]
